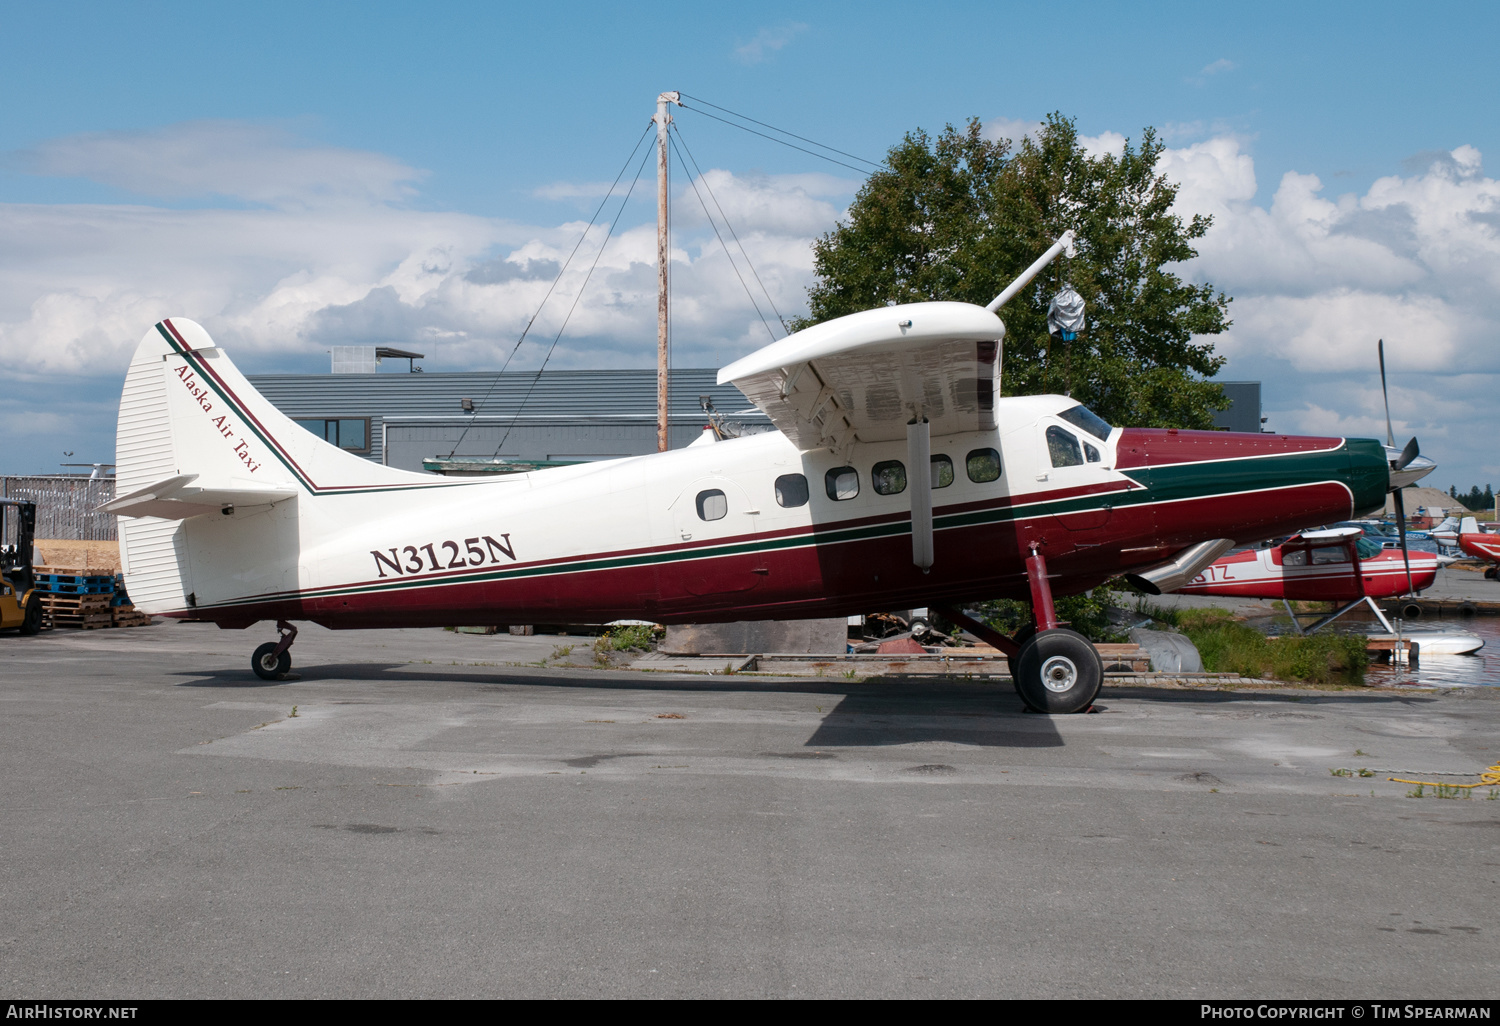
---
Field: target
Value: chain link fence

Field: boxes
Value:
[1,476,117,540]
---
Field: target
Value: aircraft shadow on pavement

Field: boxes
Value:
[168,663,1066,748]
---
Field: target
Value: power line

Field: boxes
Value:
[676,102,878,177]
[445,121,654,458]
[491,141,657,457]
[672,123,787,336]
[669,132,779,345]
[678,92,885,171]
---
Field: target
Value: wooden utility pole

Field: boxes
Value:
[655,91,678,452]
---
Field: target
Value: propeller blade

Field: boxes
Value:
[1392,488,1416,598]
[1396,436,1420,471]
[1378,339,1396,448]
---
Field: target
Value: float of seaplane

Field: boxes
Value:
[104,234,1427,713]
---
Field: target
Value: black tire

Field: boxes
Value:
[1013,628,1102,714]
[252,642,291,681]
[1485,567,1497,581]
[18,594,43,635]
[1006,623,1039,690]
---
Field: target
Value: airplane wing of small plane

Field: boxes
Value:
[718,302,1005,452]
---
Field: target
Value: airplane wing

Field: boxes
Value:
[718,301,1005,451]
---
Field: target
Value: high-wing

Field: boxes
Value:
[718,301,1005,451]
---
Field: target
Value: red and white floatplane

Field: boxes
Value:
[1176,527,1482,655]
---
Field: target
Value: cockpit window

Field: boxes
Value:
[1084,441,1101,463]
[1355,537,1382,560]
[1046,426,1083,468]
[1058,405,1113,441]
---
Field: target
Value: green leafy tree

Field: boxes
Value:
[796,115,1232,428]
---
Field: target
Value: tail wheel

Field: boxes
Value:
[1014,628,1102,714]
[18,594,43,635]
[252,642,291,681]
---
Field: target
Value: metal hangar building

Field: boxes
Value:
[246,346,772,474]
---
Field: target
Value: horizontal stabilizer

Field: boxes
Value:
[101,472,298,520]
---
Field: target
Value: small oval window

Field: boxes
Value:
[966,448,1002,483]
[696,489,728,521]
[931,454,954,489]
[825,467,859,501]
[1047,426,1083,468]
[872,460,906,496]
[775,473,809,508]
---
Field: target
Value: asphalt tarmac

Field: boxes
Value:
[2,622,1497,999]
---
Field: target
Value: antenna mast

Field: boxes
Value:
[656,91,680,452]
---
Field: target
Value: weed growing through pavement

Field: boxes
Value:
[550,644,574,660]
[1358,768,1375,777]
[289,705,298,718]
[1407,784,1425,798]
[1330,768,1352,777]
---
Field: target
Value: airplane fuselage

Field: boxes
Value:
[164,393,1390,630]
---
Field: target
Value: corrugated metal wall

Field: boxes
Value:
[247,368,770,466]
[1,476,117,540]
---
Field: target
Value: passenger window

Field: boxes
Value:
[1047,426,1083,468]
[825,467,859,501]
[1311,545,1351,564]
[931,455,954,489]
[1281,549,1308,567]
[696,489,727,521]
[872,460,906,496]
[966,448,1001,484]
[774,474,809,508]
[1084,441,1101,463]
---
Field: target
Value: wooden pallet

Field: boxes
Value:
[41,592,114,628]
[112,603,153,627]
[1094,643,1152,672]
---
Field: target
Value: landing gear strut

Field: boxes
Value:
[1011,546,1101,713]
[936,544,1103,715]
[251,620,298,681]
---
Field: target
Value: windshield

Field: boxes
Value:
[1058,405,1113,441]
[1355,537,1383,560]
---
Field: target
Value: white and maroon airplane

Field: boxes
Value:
[105,245,1428,712]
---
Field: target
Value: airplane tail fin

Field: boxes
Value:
[114,318,432,612]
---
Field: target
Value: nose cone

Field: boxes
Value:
[1385,445,1437,491]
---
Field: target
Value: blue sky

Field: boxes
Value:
[2,0,1497,490]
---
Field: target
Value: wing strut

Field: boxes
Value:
[907,417,932,571]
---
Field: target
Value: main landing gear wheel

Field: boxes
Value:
[1013,628,1102,714]
[19,594,43,635]
[252,642,291,681]
[1006,623,1039,690]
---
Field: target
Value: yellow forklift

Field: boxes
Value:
[0,499,43,635]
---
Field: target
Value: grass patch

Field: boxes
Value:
[1131,598,1182,628]
[1178,608,1367,685]
[592,624,662,661]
